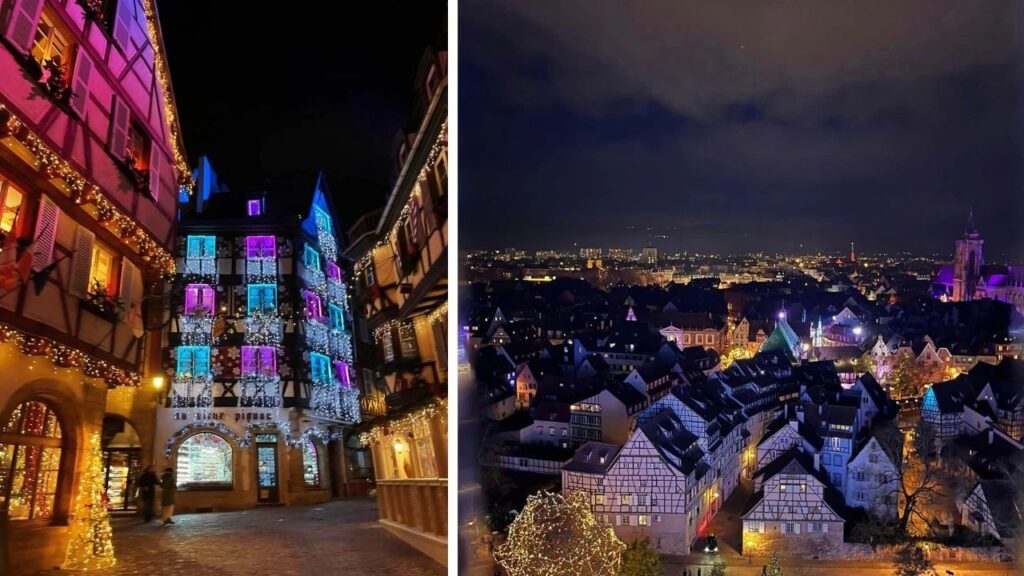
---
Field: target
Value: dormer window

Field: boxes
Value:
[247,199,262,216]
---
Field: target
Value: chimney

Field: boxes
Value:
[988,428,994,445]
[813,452,821,470]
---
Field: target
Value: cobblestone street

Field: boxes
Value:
[45,499,444,576]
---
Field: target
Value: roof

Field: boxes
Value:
[639,409,705,476]
[759,319,801,360]
[926,375,977,414]
[977,480,1021,538]
[563,442,621,474]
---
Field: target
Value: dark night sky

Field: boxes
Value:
[158,2,445,232]
[461,1,1024,260]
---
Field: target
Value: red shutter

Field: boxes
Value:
[4,0,44,54]
[69,49,94,118]
[109,96,129,159]
[148,145,161,200]
[32,196,60,272]
[112,0,133,51]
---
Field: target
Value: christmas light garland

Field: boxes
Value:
[494,490,625,576]
[140,0,194,192]
[354,120,447,276]
[0,322,140,387]
[0,105,176,273]
[359,397,446,446]
[242,311,282,346]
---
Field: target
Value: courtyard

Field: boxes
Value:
[46,499,444,576]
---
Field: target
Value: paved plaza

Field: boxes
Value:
[45,499,444,576]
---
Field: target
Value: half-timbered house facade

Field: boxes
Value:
[154,168,360,513]
[0,1,187,572]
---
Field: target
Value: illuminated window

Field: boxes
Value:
[31,7,69,67]
[314,206,332,233]
[247,199,262,217]
[125,121,151,170]
[310,352,332,383]
[0,400,63,521]
[184,284,215,315]
[328,304,344,331]
[186,236,216,259]
[176,346,211,378]
[303,245,321,271]
[247,284,276,314]
[638,515,648,526]
[326,261,341,281]
[302,440,320,487]
[176,433,232,487]
[240,346,276,377]
[304,290,324,320]
[0,179,23,235]
[89,244,114,294]
[596,494,605,505]
[621,494,631,505]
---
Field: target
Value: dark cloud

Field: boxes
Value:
[460,0,1024,258]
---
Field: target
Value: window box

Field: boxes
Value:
[81,281,123,321]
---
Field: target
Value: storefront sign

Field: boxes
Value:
[172,410,277,422]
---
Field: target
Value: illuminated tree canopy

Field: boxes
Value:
[494,491,625,576]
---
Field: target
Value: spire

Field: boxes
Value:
[850,241,856,263]
[626,306,637,322]
[966,207,977,235]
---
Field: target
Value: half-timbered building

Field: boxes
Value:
[154,167,360,513]
[741,448,846,556]
[0,0,187,572]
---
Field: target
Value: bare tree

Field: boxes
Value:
[875,420,947,534]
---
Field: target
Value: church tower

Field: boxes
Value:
[953,209,983,301]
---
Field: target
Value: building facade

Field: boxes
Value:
[0,0,187,573]
[154,169,360,513]
[345,45,447,566]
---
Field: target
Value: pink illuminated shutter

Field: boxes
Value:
[112,0,133,51]
[69,49,94,118]
[4,0,44,54]
[240,346,256,376]
[201,285,214,311]
[148,146,161,200]
[33,196,60,272]
[108,96,129,159]
[259,346,276,376]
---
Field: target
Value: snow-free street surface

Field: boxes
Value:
[45,499,444,576]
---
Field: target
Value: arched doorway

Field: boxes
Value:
[101,415,141,512]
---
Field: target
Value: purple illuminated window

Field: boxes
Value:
[241,346,276,376]
[247,199,261,216]
[326,261,341,281]
[184,284,215,314]
[333,361,351,387]
[304,291,324,320]
[246,236,275,259]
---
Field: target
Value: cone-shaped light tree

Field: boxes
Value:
[61,431,116,569]
[494,490,625,576]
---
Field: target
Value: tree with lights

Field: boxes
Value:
[708,558,728,576]
[764,551,783,576]
[494,490,625,576]
[618,537,660,576]
[61,431,116,569]
[891,544,937,576]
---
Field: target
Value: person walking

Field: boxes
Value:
[159,467,176,526]
[137,465,159,523]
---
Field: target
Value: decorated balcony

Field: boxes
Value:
[340,387,361,423]
[179,314,213,346]
[245,257,278,284]
[243,311,282,346]
[303,266,327,292]
[305,320,331,355]
[171,374,213,408]
[360,390,388,418]
[238,373,282,408]
[329,330,353,363]
[327,276,347,303]
[318,228,338,262]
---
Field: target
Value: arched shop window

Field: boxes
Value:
[176,433,232,488]
[302,440,321,488]
[0,400,64,520]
